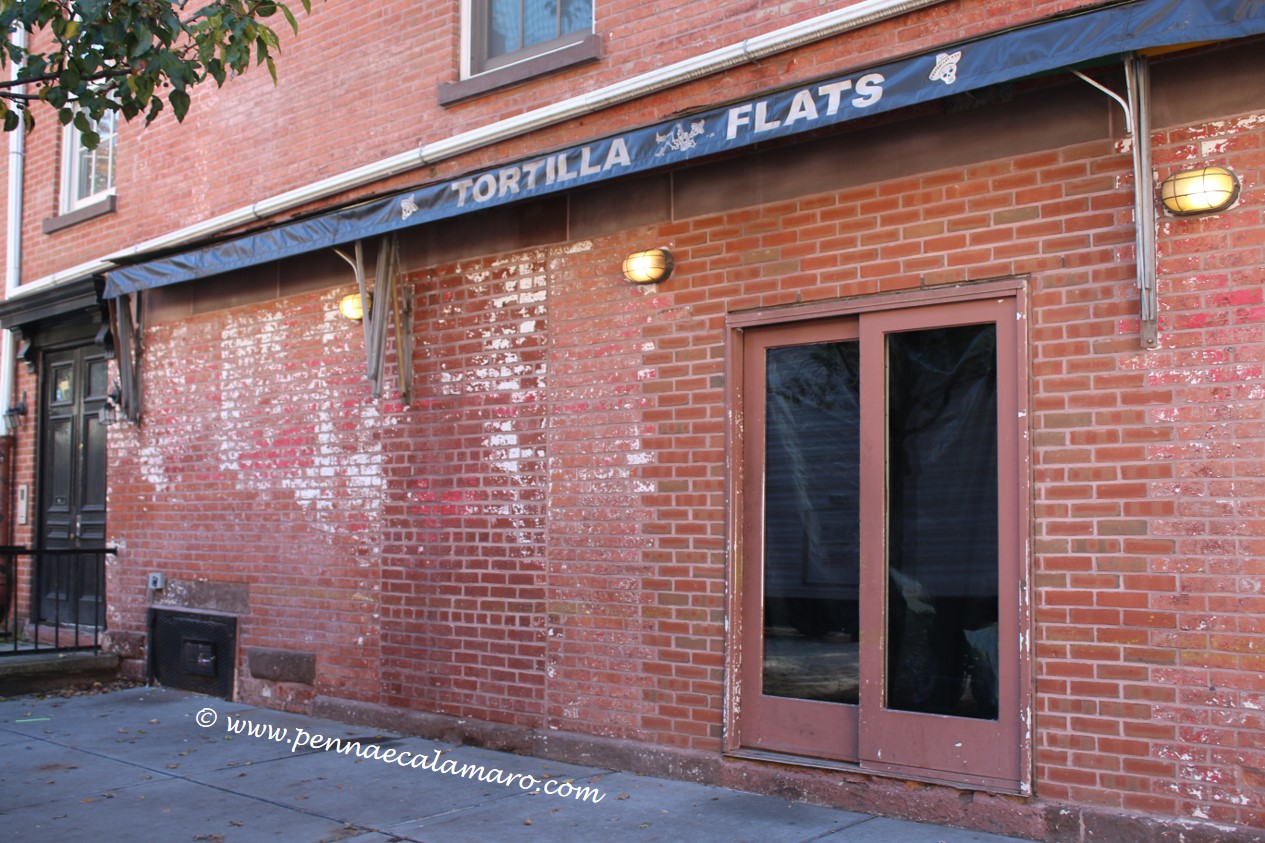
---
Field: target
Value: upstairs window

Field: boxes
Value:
[61,109,117,214]
[443,0,599,104]
[472,0,593,74]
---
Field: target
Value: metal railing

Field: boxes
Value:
[0,546,115,656]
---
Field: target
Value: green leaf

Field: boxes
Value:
[170,89,190,122]
[131,26,152,59]
[206,58,226,86]
[145,97,163,124]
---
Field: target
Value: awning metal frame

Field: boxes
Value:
[1074,53,1159,350]
[107,293,143,423]
[334,236,412,404]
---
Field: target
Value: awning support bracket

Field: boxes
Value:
[333,236,411,404]
[107,293,143,423]
[1073,55,1158,349]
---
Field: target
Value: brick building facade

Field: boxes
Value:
[2,0,1265,839]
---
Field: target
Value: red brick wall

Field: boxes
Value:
[4,366,39,630]
[379,255,551,728]
[1030,113,1265,828]
[102,100,1265,833]
[107,290,387,707]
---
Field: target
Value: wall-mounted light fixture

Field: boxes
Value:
[622,247,674,284]
[339,292,372,321]
[1160,165,1240,216]
[2,392,26,433]
[97,384,122,427]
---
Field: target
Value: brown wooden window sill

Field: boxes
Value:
[438,34,602,107]
[43,194,117,234]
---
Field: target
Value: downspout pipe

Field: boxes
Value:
[1,26,27,548]
[2,26,27,415]
[13,0,945,295]
[1125,54,1159,349]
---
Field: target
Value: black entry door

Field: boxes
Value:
[38,346,109,625]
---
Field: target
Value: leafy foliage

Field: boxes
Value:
[0,1,312,147]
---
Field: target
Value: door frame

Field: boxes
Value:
[736,317,861,762]
[724,278,1032,795]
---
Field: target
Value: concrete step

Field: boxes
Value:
[0,650,120,697]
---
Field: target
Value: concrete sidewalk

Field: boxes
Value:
[0,686,1033,843]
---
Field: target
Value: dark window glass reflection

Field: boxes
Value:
[885,324,999,720]
[762,341,861,704]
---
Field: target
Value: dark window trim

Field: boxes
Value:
[439,33,601,107]
[43,194,117,235]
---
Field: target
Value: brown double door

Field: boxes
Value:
[734,294,1027,793]
[37,345,109,626]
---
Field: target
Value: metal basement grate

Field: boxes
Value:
[148,609,237,698]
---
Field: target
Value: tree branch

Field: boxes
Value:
[0,66,134,91]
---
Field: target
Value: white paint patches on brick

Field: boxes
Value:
[213,294,385,537]
[138,444,173,493]
[451,252,551,552]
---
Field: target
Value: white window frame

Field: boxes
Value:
[60,108,117,215]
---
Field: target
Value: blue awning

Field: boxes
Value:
[104,0,1265,298]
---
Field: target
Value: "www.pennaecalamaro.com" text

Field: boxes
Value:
[195,707,606,804]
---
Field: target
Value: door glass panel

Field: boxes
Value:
[53,366,74,404]
[762,341,861,704]
[885,323,999,720]
[88,358,109,399]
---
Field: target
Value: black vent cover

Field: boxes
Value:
[148,609,237,698]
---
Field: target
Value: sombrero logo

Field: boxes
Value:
[930,51,962,85]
